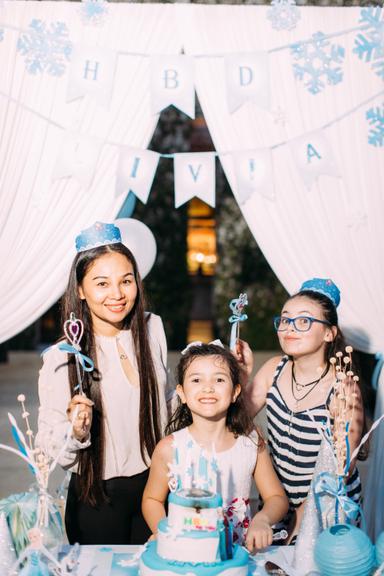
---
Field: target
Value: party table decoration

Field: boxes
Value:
[314,523,375,576]
[228,293,248,351]
[377,531,384,566]
[0,392,75,573]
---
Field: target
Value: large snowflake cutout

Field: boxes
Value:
[80,0,109,26]
[291,32,345,95]
[17,19,72,76]
[267,0,301,32]
[366,103,384,147]
[353,7,384,81]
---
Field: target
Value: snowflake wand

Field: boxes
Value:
[228,293,248,351]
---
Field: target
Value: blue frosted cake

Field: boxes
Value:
[139,489,249,576]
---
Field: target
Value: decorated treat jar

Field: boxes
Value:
[376,531,384,566]
[314,524,375,576]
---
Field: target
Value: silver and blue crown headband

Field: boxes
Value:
[75,222,122,253]
[299,278,340,308]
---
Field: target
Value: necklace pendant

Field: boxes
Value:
[120,353,127,360]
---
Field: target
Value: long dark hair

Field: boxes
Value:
[61,243,162,505]
[289,289,368,460]
[166,343,256,439]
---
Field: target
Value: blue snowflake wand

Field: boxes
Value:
[228,293,248,352]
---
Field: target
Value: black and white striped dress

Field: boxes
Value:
[266,356,361,534]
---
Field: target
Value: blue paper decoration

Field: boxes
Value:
[366,102,384,147]
[291,31,345,95]
[314,524,375,576]
[80,0,109,26]
[353,7,384,81]
[17,19,72,76]
[267,0,301,32]
[377,531,384,565]
[0,29,4,42]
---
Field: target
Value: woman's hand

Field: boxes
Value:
[234,339,254,376]
[66,395,94,441]
[245,513,273,553]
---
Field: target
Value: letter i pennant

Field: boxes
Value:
[150,55,195,118]
[115,147,160,203]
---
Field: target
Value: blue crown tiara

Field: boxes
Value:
[75,222,122,253]
[299,278,340,308]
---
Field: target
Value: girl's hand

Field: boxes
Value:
[234,339,254,376]
[66,395,94,441]
[245,514,273,553]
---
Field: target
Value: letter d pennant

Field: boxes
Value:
[225,52,270,114]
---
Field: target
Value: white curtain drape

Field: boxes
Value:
[0,1,183,343]
[179,4,384,539]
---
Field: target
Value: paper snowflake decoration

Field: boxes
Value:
[0,29,4,42]
[17,19,72,76]
[80,0,109,26]
[353,7,384,81]
[291,31,345,95]
[366,103,384,147]
[267,0,301,32]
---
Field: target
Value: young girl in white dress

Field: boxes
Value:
[142,342,288,552]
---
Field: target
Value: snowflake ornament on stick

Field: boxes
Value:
[228,293,248,351]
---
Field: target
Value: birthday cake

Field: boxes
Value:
[139,488,249,576]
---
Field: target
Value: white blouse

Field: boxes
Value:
[37,313,168,479]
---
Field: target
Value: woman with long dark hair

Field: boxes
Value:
[240,278,366,544]
[37,222,167,545]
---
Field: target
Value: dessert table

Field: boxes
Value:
[71,544,299,576]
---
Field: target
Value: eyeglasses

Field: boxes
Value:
[273,315,331,332]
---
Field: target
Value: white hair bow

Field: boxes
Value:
[181,339,224,355]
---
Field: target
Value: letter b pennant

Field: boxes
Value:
[150,55,195,118]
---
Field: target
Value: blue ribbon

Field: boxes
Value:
[57,342,94,372]
[228,313,248,324]
[314,472,363,528]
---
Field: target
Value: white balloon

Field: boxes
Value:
[114,218,157,279]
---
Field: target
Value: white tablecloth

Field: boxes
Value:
[74,544,299,576]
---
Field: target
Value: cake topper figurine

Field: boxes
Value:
[228,293,248,351]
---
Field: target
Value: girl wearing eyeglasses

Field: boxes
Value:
[236,278,365,545]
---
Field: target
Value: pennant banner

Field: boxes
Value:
[67,45,117,107]
[150,55,195,119]
[232,148,275,203]
[115,147,160,203]
[290,130,340,188]
[174,152,216,208]
[52,131,102,189]
[225,52,270,114]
